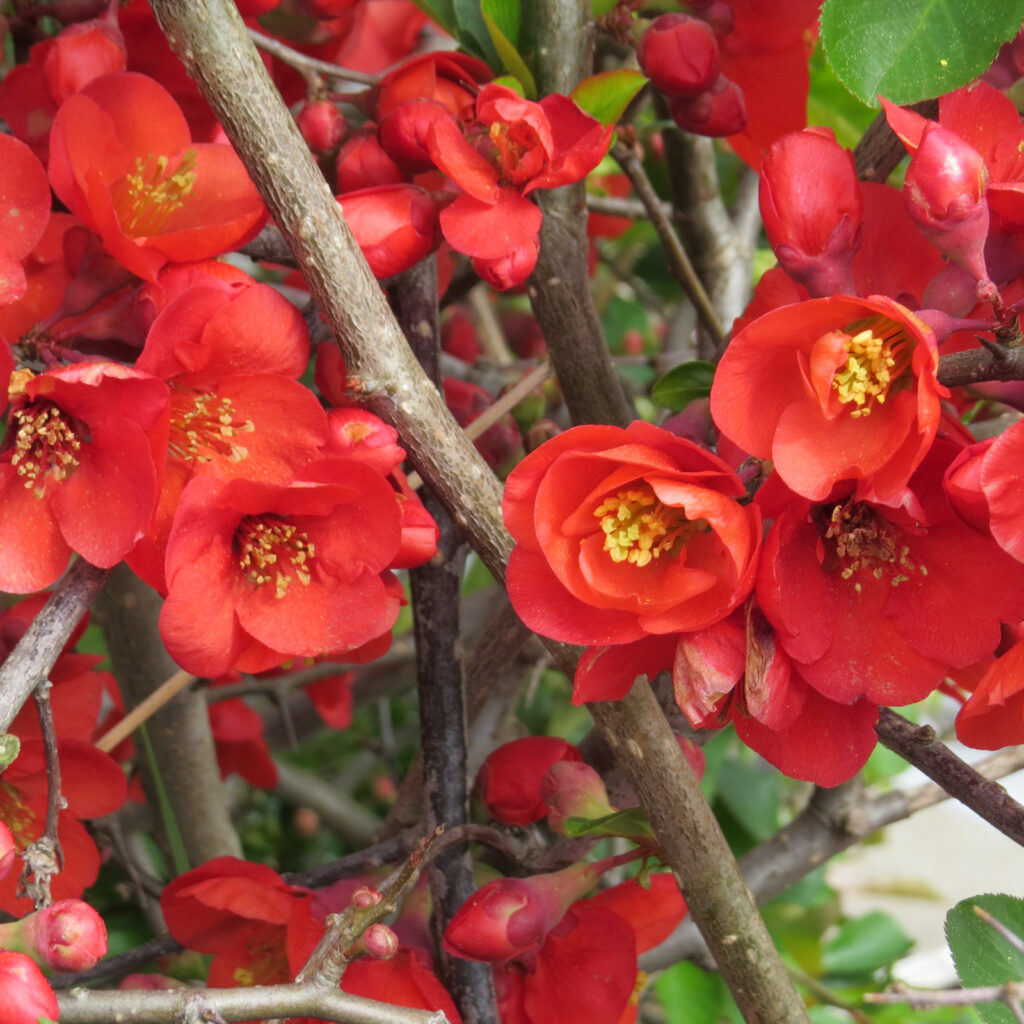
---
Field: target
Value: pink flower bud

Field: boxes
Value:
[443,862,601,963]
[476,737,584,826]
[0,951,58,1024]
[297,100,348,155]
[904,123,991,285]
[0,821,14,882]
[24,898,107,972]
[541,761,616,834]
[638,14,720,98]
[666,74,747,137]
[351,886,383,909]
[362,923,399,959]
[759,128,863,297]
[337,185,440,280]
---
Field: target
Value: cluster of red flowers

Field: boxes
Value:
[505,79,1024,786]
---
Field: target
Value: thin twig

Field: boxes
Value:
[865,980,1024,1021]
[975,905,1024,956]
[611,141,724,346]
[247,27,376,85]
[0,560,109,733]
[94,669,195,753]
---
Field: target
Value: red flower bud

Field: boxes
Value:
[472,236,540,291]
[0,951,58,1024]
[336,128,406,194]
[0,822,14,882]
[540,761,616,834]
[23,898,107,972]
[666,74,747,137]
[379,99,454,174]
[904,122,991,285]
[297,100,348,155]
[477,736,584,826]
[759,128,863,297]
[444,862,601,963]
[638,13,720,98]
[362,923,399,959]
[337,185,440,280]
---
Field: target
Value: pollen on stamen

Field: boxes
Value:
[236,517,316,599]
[169,391,254,465]
[831,316,912,418]
[117,148,198,237]
[8,403,83,499]
[593,486,703,568]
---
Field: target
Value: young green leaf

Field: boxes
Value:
[651,360,716,412]
[571,70,646,126]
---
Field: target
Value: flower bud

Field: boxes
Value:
[351,886,383,910]
[23,898,107,972]
[297,100,348,155]
[541,761,616,834]
[472,236,540,291]
[337,185,440,280]
[0,821,14,882]
[476,737,584,825]
[443,862,601,963]
[638,14,720,98]
[759,128,862,297]
[379,99,453,174]
[361,923,399,959]
[336,127,406,194]
[0,952,58,1024]
[666,74,747,137]
[904,123,991,285]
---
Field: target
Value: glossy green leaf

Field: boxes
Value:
[571,70,646,126]
[452,0,502,70]
[562,806,656,841]
[820,0,1024,107]
[651,360,716,412]
[822,910,913,975]
[408,0,456,34]
[482,7,537,98]
[947,894,1024,1024]
[481,0,520,44]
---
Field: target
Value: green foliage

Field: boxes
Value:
[651,361,716,412]
[452,0,502,70]
[572,70,646,125]
[654,961,730,1024]
[482,0,537,97]
[821,0,1024,107]
[947,894,1024,1024]
[562,806,656,842]
[821,909,913,975]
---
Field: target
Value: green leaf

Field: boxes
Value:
[452,0,502,70]
[408,0,456,34]
[651,360,716,412]
[820,0,1024,107]
[655,961,726,1024]
[482,7,537,98]
[591,0,618,15]
[822,910,913,975]
[562,806,656,842]
[715,758,780,843]
[481,0,520,45]
[572,70,646,126]
[947,894,1024,1024]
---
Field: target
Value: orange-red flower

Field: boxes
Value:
[504,421,760,648]
[711,295,946,505]
[48,71,265,281]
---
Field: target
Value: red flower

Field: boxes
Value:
[0,952,58,1024]
[711,295,946,505]
[0,136,51,309]
[503,421,760,648]
[48,71,265,281]
[956,639,1024,749]
[159,459,406,677]
[0,363,168,593]
[756,444,1024,708]
[476,737,584,826]
[367,51,492,123]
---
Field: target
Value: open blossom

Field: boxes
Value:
[0,363,168,593]
[48,71,265,281]
[711,295,946,506]
[504,421,760,649]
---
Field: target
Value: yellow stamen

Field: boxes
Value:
[117,149,198,236]
[8,402,83,499]
[168,389,254,465]
[822,499,923,587]
[593,486,704,567]
[832,316,911,417]
[236,517,315,599]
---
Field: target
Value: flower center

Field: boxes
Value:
[820,498,922,591]
[488,122,545,185]
[235,517,315,599]
[8,401,83,498]
[115,149,197,237]
[169,389,254,465]
[832,316,912,417]
[593,486,703,567]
